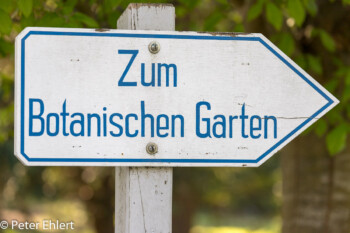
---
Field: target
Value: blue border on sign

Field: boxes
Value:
[20,30,334,164]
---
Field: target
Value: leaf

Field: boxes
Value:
[332,56,342,67]
[319,30,336,52]
[315,119,328,137]
[234,24,244,32]
[36,13,66,27]
[343,86,350,102]
[306,54,322,75]
[107,0,123,9]
[295,55,307,69]
[346,70,350,85]
[265,2,283,30]
[287,0,305,27]
[176,6,187,17]
[326,125,347,155]
[62,0,78,15]
[324,79,338,93]
[247,0,264,22]
[73,12,99,28]
[304,0,318,16]
[278,33,295,56]
[204,12,223,31]
[18,0,33,17]
[178,0,200,9]
[0,0,15,13]
[327,106,343,125]
[216,0,229,5]
[346,105,350,119]
[0,10,12,35]
[0,39,14,56]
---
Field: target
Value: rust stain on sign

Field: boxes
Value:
[128,3,174,10]
[95,28,110,32]
[197,31,250,37]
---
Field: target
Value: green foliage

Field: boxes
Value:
[17,0,33,17]
[0,39,14,56]
[325,79,338,93]
[0,1,349,233]
[105,0,124,9]
[204,12,223,31]
[0,1,15,13]
[326,125,348,155]
[181,0,201,9]
[277,33,295,56]
[247,0,264,22]
[318,29,336,52]
[61,0,78,15]
[287,0,305,27]
[315,119,328,137]
[73,12,99,28]
[294,54,307,69]
[304,0,318,16]
[265,2,283,30]
[346,70,350,86]
[306,54,322,75]
[0,10,12,35]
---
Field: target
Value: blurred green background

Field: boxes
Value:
[0,0,349,233]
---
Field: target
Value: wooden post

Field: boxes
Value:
[115,4,175,233]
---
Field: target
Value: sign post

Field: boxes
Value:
[14,3,339,233]
[115,4,174,233]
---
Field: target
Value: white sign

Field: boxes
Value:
[14,27,338,167]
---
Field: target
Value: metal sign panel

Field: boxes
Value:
[14,27,338,166]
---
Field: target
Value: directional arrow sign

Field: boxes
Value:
[14,27,338,166]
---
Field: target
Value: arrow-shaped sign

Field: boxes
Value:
[14,27,339,166]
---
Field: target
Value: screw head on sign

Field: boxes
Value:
[148,41,160,54]
[146,142,158,155]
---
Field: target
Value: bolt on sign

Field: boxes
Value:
[14,27,338,167]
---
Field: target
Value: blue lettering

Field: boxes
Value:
[171,115,184,137]
[110,113,123,137]
[240,104,249,138]
[60,100,69,136]
[196,101,211,138]
[118,50,138,86]
[157,63,177,87]
[250,115,261,139]
[70,113,85,136]
[141,101,154,137]
[87,113,101,137]
[29,98,45,136]
[157,114,169,137]
[103,107,107,137]
[46,113,59,136]
[125,114,138,137]
[141,63,155,86]
[264,116,277,139]
[213,115,226,138]
[229,116,238,138]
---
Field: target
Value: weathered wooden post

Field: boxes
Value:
[115,4,175,233]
